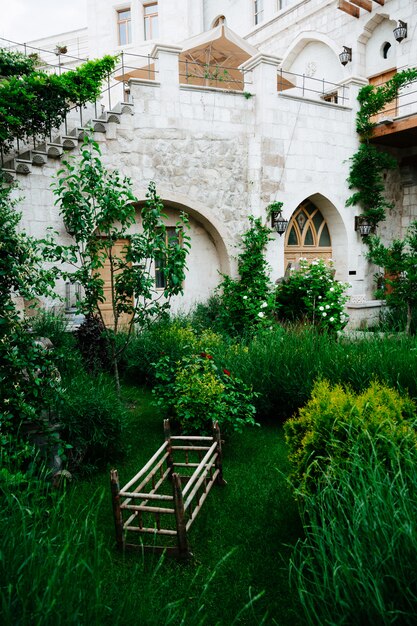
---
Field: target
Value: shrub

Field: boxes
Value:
[153,351,258,434]
[76,314,109,373]
[121,320,227,385]
[57,373,126,473]
[284,379,417,496]
[275,258,349,332]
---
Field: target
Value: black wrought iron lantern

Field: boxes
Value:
[393,21,407,43]
[339,46,352,66]
[270,207,288,236]
[355,215,373,238]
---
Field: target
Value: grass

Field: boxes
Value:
[1,385,304,625]
[290,438,417,625]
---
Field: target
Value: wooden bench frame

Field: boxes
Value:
[110,419,225,559]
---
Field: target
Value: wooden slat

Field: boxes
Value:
[124,526,177,536]
[338,0,360,17]
[182,442,218,497]
[170,435,213,441]
[372,0,384,5]
[134,453,169,493]
[184,456,218,510]
[120,441,168,492]
[171,445,211,451]
[186,470,220,531]
[120,492,173,501]
[173,462,213,468]
[350,0,372,11]
[121,504,175,514]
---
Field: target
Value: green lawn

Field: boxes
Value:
[71,385,305,625]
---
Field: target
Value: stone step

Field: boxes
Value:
[31,151,48,166]
[14,158,32,175]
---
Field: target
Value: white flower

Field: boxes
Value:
[243,295,248,300]
[311,260,318,266]
[318,296,322,300]
[330,317,334,322]
[319,306,324,311]
[322,312,327,317]
[258,311,265,318]
[325,304,330,310]
[261,301,268,308]
[329,287,335,292]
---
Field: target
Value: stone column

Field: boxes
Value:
[240,53,287,280]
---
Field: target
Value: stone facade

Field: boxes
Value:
[5,0,417,326]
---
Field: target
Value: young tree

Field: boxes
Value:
[45,134,190,392]
[367,221,417,334]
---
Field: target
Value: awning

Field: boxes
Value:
[115,25,259,90]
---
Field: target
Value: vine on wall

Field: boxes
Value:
[347,68,417,229]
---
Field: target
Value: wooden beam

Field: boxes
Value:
[371,114,417,140]
[350,0,372,12]
[338,0,360,18]
[373,0,384,5]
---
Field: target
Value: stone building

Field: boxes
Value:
[3,0,417,326]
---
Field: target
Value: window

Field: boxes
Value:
[155,227,179,289]
[321,91,339,104]
[254,0,264,25]
[117,8,131,46]
[144,2,158,40]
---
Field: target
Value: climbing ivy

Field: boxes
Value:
[347,68,417,229]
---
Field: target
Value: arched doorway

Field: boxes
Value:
[284,199,332,269]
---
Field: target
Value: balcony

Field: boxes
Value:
[277,68,350,107]
[369,75,417,148]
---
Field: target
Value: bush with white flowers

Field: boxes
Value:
[275,258,349,332]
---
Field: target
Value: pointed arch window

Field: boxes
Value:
[286,201,331,248]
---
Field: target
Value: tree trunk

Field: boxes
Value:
[109,336,121,396]
[406,301,412,335]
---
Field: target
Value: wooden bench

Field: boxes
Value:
[110,419,225,559]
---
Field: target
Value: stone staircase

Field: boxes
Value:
[0,101,134,182]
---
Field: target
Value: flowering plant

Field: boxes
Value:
[216,217,276,336]
[153,351,258,434]
[275,258,349,332]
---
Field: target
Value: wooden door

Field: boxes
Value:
[369,69,397,123]
[97,238,133,330]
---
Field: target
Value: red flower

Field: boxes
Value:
[206,354,213,360]
[223,369,231,376]
[200,352,207,358]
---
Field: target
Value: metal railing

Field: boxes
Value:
[277,68,350,106]
[179,58,252,91]
[371,76,417,124]
[0,39,160,167]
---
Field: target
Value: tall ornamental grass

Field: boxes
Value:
[287,381,417,625]
[290,439,417,625]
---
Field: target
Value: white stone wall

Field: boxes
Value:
[11,0,417,328]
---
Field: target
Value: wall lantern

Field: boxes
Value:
[270,207,289,236]
[355,215,374,238]
[339,46,352,66]
[393,21,407,43]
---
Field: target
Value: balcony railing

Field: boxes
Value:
[277,68,350,106]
